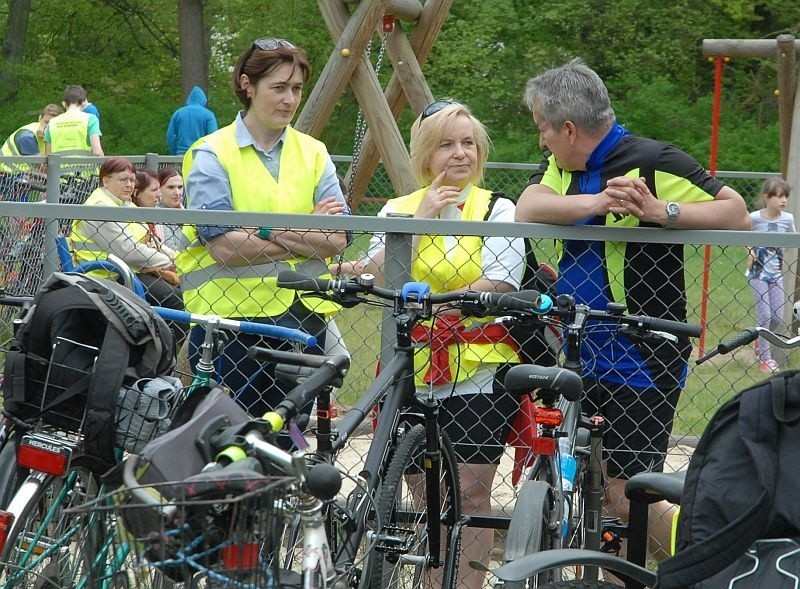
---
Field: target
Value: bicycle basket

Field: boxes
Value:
[8,336,179,453]
[68,472,294,587]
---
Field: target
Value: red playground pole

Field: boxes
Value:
[698,56,725,358]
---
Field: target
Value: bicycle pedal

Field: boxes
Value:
[374,525,415,554]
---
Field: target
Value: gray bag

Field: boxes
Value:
[116,376,183,453]
[134,385,250,492]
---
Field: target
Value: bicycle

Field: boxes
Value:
[495,294,702,587]
[485,323,800,589]
[96,348,350,588]
[269,269,556,589]
[0,297,315,588]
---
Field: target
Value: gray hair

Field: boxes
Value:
[524,58,615,133]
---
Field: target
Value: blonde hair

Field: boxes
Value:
[409,102,490,187]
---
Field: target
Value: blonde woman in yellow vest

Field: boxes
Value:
[363,100,527,589]
[177,39,349,421]
[70,157,185,344]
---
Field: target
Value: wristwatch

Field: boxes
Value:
[663,201,680,229]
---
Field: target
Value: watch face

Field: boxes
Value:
[667,202,680,216]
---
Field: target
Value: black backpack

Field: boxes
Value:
[656,370,800,588]
[486,193,560,367]
[3,272,175,474]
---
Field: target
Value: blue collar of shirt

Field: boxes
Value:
[579,122,628,195]
[234,112,288,156]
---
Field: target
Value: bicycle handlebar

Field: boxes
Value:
[276,270,554,316]
[696,326,800,364]
[151,307,317,347]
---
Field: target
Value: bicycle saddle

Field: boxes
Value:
[625,469,686,505]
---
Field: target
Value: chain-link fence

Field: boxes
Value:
[0,154,793,578]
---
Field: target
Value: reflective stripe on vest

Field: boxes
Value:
[178,123,339,318]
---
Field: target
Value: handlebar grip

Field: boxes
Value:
[716,327,760,354]
[247,346,331,368]
[272,355,351,422]
[643,317,703,338]
[484,290,551,314]
[151,308,317,346]
[277,270,331,292]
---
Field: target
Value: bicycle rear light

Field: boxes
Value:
[0,510,14,554]
[17,434,72,476]
[535,406,564,428]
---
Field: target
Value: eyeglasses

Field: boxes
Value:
[110,175,135,184]
[252,38,295,51]
[420,99,458,122]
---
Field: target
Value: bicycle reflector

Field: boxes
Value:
[17,434,72,476]
[0,511,15,554]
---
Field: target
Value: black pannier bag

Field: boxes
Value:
[3,272,175,473]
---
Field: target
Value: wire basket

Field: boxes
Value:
[11,335,178,453]
[67,474,295,588]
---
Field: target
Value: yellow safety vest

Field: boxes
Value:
[47,110,92,154]
[0,122,41,173]
[70,187,145,279]
[388,185,519,385]
[176,123,339,318]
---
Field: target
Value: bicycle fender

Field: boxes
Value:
[476,548,656,587]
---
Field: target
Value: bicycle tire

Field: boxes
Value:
[0,434,23,509]
[500,479,556,589]
[371,424,461,589]
[0,466,106,588]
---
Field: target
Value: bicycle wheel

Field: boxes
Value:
[371,424,461,589]
[0,434,23,509]
[500,479,557,589]
[0,466,106,588]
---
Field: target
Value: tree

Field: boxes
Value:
[178,0,209,99]
[0,0,31,102]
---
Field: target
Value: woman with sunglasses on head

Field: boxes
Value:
[177,38,349,420]
[364,100,527,589]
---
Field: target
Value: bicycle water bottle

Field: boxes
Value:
[558,437,577,538]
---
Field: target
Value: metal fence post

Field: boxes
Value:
[42,154,62,278]
[379,216,412,369]
[145,152,159,170]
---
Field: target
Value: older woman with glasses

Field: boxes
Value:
[70,157,185,342]
[364,100,527,589]
[176,38,349,420]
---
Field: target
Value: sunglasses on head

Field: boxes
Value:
[420,99,458,122]
[252,38,295,51]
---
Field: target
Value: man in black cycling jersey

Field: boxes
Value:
[515,58,751,558]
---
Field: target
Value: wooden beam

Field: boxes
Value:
[347,0,453,209]
[384,21,435,114]
[777,35,796,178]
[344,0,423,21]
[386,0,423,21]
[296,0,387,137]
[319,0,416,196]
[702,38,800,58]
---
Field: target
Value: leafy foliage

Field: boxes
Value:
[0,0,797,171]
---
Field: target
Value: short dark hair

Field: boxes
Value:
[98,157,135,182]
[231,40,310,109]
[63,85,87,106]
